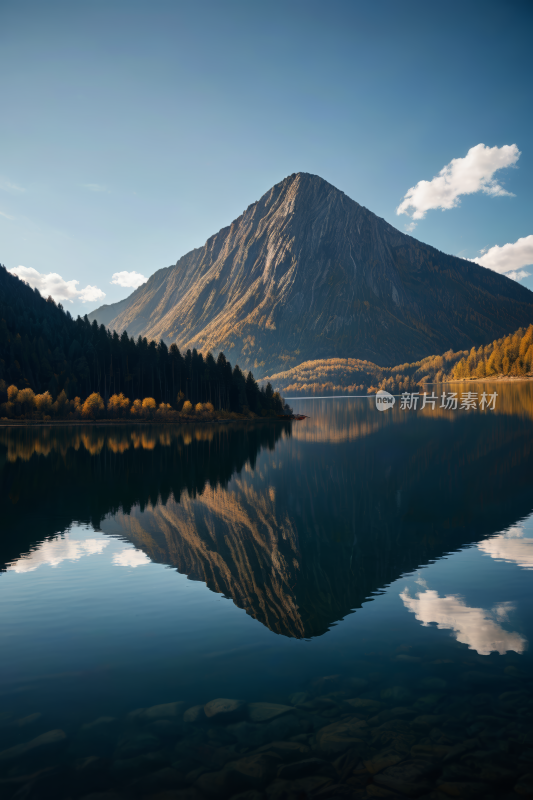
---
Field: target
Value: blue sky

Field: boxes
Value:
[1,0,532,316]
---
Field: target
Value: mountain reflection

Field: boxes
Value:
[1,390,533,640]
[0,422,289,567]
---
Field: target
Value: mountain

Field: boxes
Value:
[89,173,533,376]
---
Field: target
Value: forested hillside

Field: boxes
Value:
[0,265,284,419]
[264,324,533,395]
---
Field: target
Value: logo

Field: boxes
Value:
[375,389,395,412]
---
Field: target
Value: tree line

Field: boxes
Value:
[0,264,287,419]
[265,324,533,395]
[377,323,533,393]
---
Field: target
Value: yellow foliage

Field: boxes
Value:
[108,393,131,417]
[81,392,104,419]
[34,391,53,416]
[130,399,143,416]
[18,388,36,413]
[141,397,156,418]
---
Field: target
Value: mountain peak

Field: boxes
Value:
[89,177,533,375]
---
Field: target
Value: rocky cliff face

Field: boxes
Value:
[89,173,533,375]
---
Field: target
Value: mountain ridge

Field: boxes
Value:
[89,173,533,376]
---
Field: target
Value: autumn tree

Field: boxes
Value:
[18,388,36,416]
[141,397,156,418]
[34,391,53,417]
[108,393,131,418]
[130,399,143,417]
[82,392,104,419]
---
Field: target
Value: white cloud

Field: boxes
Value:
[397,143,520,225]
[478,526,533,569]
[400,587,526,655]
[8,265,106,304]
[469,234,533,281]
[111,270,146,289]
[112,548,151,567]
[8,534,108,573]
[0,211,15,220]
[82,183,108,193]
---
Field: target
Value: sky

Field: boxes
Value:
[1,0,532,317]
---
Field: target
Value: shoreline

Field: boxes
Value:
[442,375,533,385]
[0,417,287,429]
[284,375,533,398]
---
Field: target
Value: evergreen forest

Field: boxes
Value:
[0,265,285,420]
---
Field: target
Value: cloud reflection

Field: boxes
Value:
[112,548,151,567]
[478,526,533,569]
[400,588,526,655]
[7,534,108,573]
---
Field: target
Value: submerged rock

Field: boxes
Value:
[228,714,301,747]
[371,729,417,756]
[184,705,206,723]
[114,731,161,759]
[515,773,533,796]
[414,693,443,711]
[195,767,240,797]
[16,712,42,728]
[289,692,309,706]
[225,753,279,788]
[254,740,310,761]
[146,791,204,800]
[345,698,383,715]
[72,716,120,756]
[204,698,245,721]
[436,780,487,797]
[364,751,403,775]
[315,719,368,755]
[129,765,186,792]
[148,719,184,738]
[0,729,66,762]
[442,738,480,763]
[74,755,105,772]
[346,678,369,692]
[369,707,416,725]
[381,687,412,704]
[140,701,186,721]
[276,757,336,780]
[247,703,293,722]
[112,749,167,777]
[411,714,447,729]
[421,678,447,691]
[161,790,205,800]
[290,775,332,794]
[374,762,434,796]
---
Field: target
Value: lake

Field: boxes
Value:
[1,382,533,799]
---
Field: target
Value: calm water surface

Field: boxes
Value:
[1,383,533,799]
